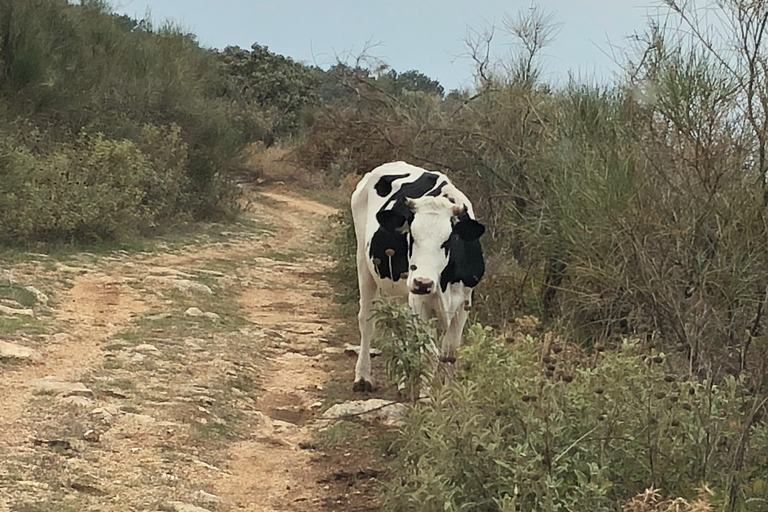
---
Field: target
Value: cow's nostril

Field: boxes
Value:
[411,278,434,295]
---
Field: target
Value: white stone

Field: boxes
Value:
[144,275,213,295]
[33,377,93,397]
[0,340,38,360]
[0,304,34,317]
[92,406,120,423]
[146,313,172,321]
[134,343,160,353]
[185,308,219,321]
[202,312,220,322]
[321,399,407,426]
[167,502,212,512]
[192,490,221,505]
[24,286,49,305]
[60,396,94,408]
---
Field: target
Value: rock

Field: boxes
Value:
[144,275,213,295]
[33,377,93,397]
[343,344,382,357]
[253,411,274,436]
[185,307,205,317]
[173,279,214,295]
[0,304,34,317]
[0,340,39,360]
[192,490,221,506]
[322,347,344,355]
[83,429,100,442]
[321,399,407,427]
[167,502,212,512]
[133,343,160,354]
[60,396,94,408]
[91,406,120,423]
[146,313,172,321]
[203,312,220,322]
[55,264,89,274]
[124,412,156,424]
[184,308,220,322]
[148,267,195,279]
[24,286,49,305]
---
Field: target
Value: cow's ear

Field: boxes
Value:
[377,209,409,233]
[454,218,485,241]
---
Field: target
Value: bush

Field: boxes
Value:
[382,328,768,512]
[372,299,439,402]
[0,0,305,241]
[0,125,189,241]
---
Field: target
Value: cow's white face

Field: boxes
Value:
[406,196,455,295]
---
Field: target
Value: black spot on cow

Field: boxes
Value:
[440,214,486,291]
[369,171,442,282]
[383,172,440,209]
[369,226,409,280]
[374,173,409,197]
[426,180,447,197]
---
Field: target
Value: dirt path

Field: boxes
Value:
[0,187,379,512]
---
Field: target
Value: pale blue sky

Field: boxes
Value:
[111,1,666,91]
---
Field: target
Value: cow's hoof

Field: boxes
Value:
[352,379,374,392]
[439,355,457,364]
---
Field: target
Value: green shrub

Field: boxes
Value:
[327,207,359,309]
[372,299,439,402]
[0,126,190,241]
[383,328,768,512]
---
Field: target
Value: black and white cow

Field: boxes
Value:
[350,161,486,391]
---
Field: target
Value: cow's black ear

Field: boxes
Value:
[377,209,409,233]
[454,218,485,241]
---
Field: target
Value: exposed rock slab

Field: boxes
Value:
[32,377,93,397]
[321,398,407,426]
[0,340,39,360]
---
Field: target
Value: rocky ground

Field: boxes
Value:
[0,186,398,512]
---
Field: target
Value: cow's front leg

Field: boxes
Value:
[437,305,470,382]
[354,267,377,392]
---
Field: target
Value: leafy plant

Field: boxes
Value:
[371,298,439,402]
[382,328,768,511]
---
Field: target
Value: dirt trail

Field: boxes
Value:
[0,187,377,512]
[215,190,338,512]
[0,271,148,446]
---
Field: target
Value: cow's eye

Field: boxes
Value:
[410,265,417,271]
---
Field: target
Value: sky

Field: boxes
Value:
[111,0,669,91]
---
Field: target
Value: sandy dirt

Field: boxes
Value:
[0,187,382,512]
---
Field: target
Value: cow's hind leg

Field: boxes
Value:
[354,266,377,392]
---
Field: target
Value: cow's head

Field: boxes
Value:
[376,196,485,295]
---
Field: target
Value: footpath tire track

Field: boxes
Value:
[214,189,339,511]
[0,187,356,512]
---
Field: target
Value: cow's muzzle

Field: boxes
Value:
[410,277,434,295]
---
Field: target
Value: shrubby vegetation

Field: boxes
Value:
[383,325,768,511]
[315,1,768,510]
[0,0,319,242]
